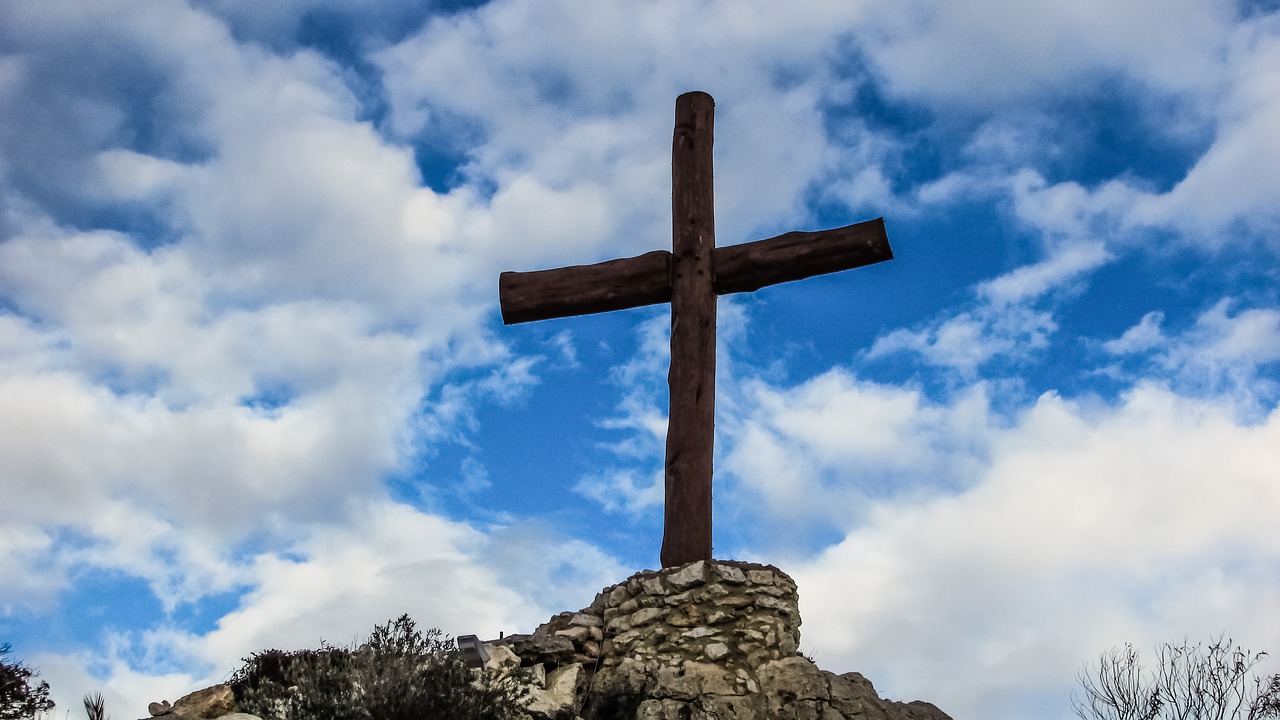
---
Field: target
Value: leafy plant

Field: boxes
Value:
[229,615,528,720]
[0,643,55,720]
[1073,637,1280,720]
[83,692,108,720]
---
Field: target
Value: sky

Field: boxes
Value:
[1,0,1279,718]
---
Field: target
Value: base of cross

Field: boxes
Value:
[480,559,953,720]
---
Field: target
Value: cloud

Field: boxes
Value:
[863,214,1122,375]
[1103,310,1166,355]
[574,469,664,515]
[0,0,527,629]
[1101,300,1280,409]
[864,216,1119,373]
[1000,19,1280,248]
[720,371,993,542]
[745,381,1280,718]
[1130,19,1280,236]
[33,498,625,716]
[866,294,1059,376]
[855,0,1233,107]
[979,242,1111,305]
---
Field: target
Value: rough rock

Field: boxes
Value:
[169,684,236,719]
[525,662,588,719]
[492,560,951,720]
[149,561,949,720]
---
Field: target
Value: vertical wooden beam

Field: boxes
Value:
[662,91,716,568]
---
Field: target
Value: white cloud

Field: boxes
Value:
[1130,19,1280,236]
[1101,300,1280,406]
[1103,310,1166,355]
[574,469,664,515]
[34,498,626,716]
[868,305,1058,375]
[0,0,523,627]
[2,4,1278,720]
[1160,301,1280,401]
[1000,18,1280,249]
[865,233,1116,375]
[720,371,993,539]
[752,382,1280,718]
[979,241,1111,305]
[855,0,1233,107]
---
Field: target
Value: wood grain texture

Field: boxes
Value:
[499,250,671,324]
[662,90,717,568]
[713,218,892,295]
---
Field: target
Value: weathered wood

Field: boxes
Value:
[662,91,716,568]
[499,250,671,324]
[496,91,894,569]
[713,218,892,295]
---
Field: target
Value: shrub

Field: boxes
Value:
[0,643,55,720]
[229,615,528,720]
[1073,636,1280,720]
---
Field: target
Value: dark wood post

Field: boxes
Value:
[662,91,716,567]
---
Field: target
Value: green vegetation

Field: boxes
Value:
[229,614,529,720]
[0,643,55,720]
[1074,637,1280,720]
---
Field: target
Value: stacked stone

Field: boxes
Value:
[493,600,607,669]
[599,560,799,671]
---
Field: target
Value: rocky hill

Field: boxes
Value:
[147,560,950,720]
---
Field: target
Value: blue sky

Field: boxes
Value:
[2,1,1279,718]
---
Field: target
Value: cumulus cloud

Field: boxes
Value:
[32,498,625,715]
[756,383,1280,718]
[866,242,1085,377]
[855,0,1233,107]
[720,371,993,543]
[998,18,1280,247]
[1103,300,1280,406]
[3,3,1278,720]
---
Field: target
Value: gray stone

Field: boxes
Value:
[758,656,832,706]
[555,625,596,643]
[704,642,730,661]
[652,661,741,699]
[642,576,666,595]
[171,685,235,719]
[526,662,587,720]
[630,607,665,627]
[483,642,520,672]
[828,671,889,720]
[570,612,602,627]
[667,560,708,589]
[712,564,748,584]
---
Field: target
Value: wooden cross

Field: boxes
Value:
[499,92,893,568]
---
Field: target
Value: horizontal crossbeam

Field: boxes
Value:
[498,217,891,325]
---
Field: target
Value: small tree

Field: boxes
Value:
[1073,637,1280,720]
[0,643,55,720]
